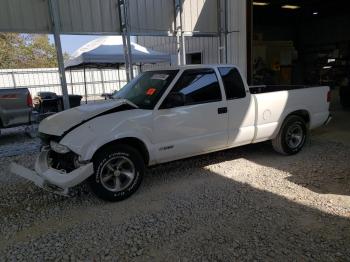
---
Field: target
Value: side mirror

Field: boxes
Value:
[162,92,186,109]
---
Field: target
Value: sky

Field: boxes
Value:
[48,35,100,54]
[49,35,137,55]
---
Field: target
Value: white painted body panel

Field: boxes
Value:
[38,99,137,136]
[252,86,330,143]
[152,100,228,163]
[226,93,256,146]
[60,109,155,162]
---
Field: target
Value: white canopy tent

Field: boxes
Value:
[64,36,171,103]
[65,36,171,69]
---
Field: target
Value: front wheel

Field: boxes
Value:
[90,144,144,201]
[272,115,308,155]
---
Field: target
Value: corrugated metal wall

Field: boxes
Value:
[181,0,218,34]
[0,0,246,75]
[58,0,120,34]
[226,0,247,77]
[0,0,51,33]
[137,0,247,76]
[137,36,219,65]
[0,0,121,34]
[129,0,175,35]
[0,0,220,35]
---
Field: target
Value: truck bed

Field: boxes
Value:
[249,85,319,94]
[251,85,330,143]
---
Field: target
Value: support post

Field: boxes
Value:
[121,33,130,82]
[176,34,181,65]
[182,33,186,65]
[69,69,74,94]
[175,0,182,65]
[118,0,133,81]
[90,69,96,101]
[218,0,227,64]
[100,69,105,94]
[178,0,186,65]
[11,72,17,88]
[138,64,142,73]
[83,65,87,104]
[117,65,122,90]
[48,0,70,109]
[125,0,134,79]
[246,0,253,85]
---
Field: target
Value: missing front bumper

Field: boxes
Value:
[10,150,94,196]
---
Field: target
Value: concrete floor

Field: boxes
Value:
[313,89,350,145]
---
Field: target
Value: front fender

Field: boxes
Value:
[59,112,155,162]
[82,131,154,162]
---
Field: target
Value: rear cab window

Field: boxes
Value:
[218,67,246,100]
[168,68,222,106]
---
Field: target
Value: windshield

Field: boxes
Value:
[112,70,179,109]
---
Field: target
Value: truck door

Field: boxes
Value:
[153,68,228,162]
[218,67,255,146]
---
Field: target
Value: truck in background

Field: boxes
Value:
[0,88,34,136]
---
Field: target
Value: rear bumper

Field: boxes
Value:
[324,114,332,126]
[10,150,94,196]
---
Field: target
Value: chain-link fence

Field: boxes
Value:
[0,67,137,102]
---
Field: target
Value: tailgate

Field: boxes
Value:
[0,88,32,127]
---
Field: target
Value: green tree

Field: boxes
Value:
[0,33,69,69]
[0,33,25,68]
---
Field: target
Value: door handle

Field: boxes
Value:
[217,107,227,114]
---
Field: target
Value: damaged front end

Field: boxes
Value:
[10,133,94,196]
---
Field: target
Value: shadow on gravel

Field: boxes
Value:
[248,140,350,197]
[141,153,350,260]
[0,127,31,145]
[0,128,40,157]
[1,146,350,261]
[243,109,350,197]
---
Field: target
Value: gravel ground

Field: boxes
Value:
[0,126,40,158]
[0,119,349,260]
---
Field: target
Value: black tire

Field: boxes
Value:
[272,115,308,155]
[90,144,144,201]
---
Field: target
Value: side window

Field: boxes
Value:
[169,69,222,106]
[218,67,246,99]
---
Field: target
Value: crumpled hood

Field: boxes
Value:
[39,99,137,136]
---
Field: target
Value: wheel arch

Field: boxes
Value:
[92,137,150,166]
[273,109,310,139]
[272,110,309,155]
[285,109,310,125]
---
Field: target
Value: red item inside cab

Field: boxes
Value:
[146,88,157,96]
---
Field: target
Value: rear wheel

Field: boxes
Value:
[272,115,307,155]
[90,144,144,201]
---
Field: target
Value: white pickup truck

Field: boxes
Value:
[11,65,331,201]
